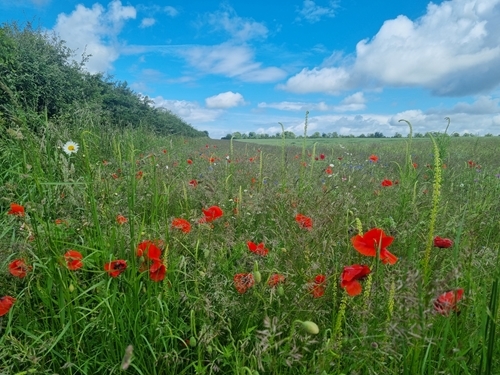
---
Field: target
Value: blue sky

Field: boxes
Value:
[2,0,500,138]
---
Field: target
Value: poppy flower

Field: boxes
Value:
[247,241,269,256]
[351,228,398,265]
[369,154,379,163]
[171,218,191,234]
[199,206,223,223]
[341,265,370,296]
[104,260,127,278]
[0,296,16,317]
[136,240,162,259]
[412,163,418,169]
[295,214,313,230]
[187,159,193,165]
[234,273,255,294]
[7,203,25,217]
[149,260,166,282]
[116,215,128,225]
[268,274,286,287]
[310,274,326,298]
[319,153,325,160]
[381,179,393,187]
[434,289,464,316]
[325,167,333,175]
[64,250,84,270]
[135,171,143,180]
[9,259,32,278]
[434,236,453,248]
[188,179,198,187]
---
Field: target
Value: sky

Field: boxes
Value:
[2,0,500,139]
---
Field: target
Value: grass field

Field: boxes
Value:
[1,119,499,374]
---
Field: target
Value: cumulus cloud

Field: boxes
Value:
[152,96,222,123]
[205,92,245,109]
[296,0,338,23]
[258,92,365,112]
[282,0,500,96]
[205,4,268,42]
[164,6,178,17]
[140,17,155,28]
[53,0,136,73]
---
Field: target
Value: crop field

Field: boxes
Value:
[1,120,499,374]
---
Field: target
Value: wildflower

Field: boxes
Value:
[381,179,393,187]
[104,260,127,278]
[171,218,191,233]
[111,173,119,180]
[187,159,193,165]
[268,274,285,287]
[136,240,161,259]
[135,171,143,180]
[319,153,325,160]
[295,213,313,230]
[310,274,326,298]
[9,259,32,278]
[163,149,167,154]
[149,259,166,282]
[340,265,370,296]
[434,289,464,316]
[7,203,25,217]
[54,218,67,225]
[116,215,128,225]
[468,160,475,168]
[434,236,453,248]
[369,154,379,163]
[351,228,398,265]
[188,179,198,187]
[210,157,216,163]
[247,241,269,256]
[412,163,418,168]
[64,250,83,270]
[62,141,79,155]
[199,206,223,223]
[0,296,16,317]
[234,273,255,294]
[325,167,333,175]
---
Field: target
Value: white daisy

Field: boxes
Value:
[63,141,79,155]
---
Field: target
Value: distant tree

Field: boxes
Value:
[232,132,242,139]
[374,132,385,138]
[331,132,339,138]
[284,131,296,139]
[248,132,257,139]
[310,131,321,138]
[484,133,493,137]
[358,133,366,138]
[414,133,424,138]
[393,132,402,138]
[367,133,374,138]
[452,132,460,137]
[322,133,328,138]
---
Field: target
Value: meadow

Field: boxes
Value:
[1,117,499,375]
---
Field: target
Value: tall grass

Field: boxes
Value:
[1,114,499,374]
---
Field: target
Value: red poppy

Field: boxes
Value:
[247,241,269,256]
[9,259,32,278]
[55,218,67,225]
[111,173,119,180]
[187,159,193,165]
[434,236,453,248]
[310,274,326,298]
[199,206,223,223]
[149,259,166,282]
[325,167,333,175]
[172,218,191,234]
[369,154,379,163]
[468,160,475,168]
[116,215,128,225]
[188,179,198,187]
[64,250,84,270]
[0,296,16,317]
[295,214,313,230]
[209,157,216,163]
[434,289,464,316]
[234,273,255,294]
[268,274,286,287]
[136,240,162,259]
[135,171,143,179]
[104,260,127,278]
[412,163,418,168]
[319,153,325,160]
[381,179,393,187]
[7,203,25,217]
[341,265,370,296]
[351,228,398,265]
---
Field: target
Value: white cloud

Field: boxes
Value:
[205,92,245,109]
[53,0,136,73]
[296,0,338,23]
[258,92,365,112]
[282,0,500,96]
[205,5,268,42]
[152,96,222,123]
[164,6,178,17]
[179,43,287,82]
[140,17,155,28]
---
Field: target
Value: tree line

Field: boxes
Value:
[0,22,207,137]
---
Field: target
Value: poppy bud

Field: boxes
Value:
[434,236,453,248]
[189,336,197,347]
[301,321,319,335]
[68,283,75,293]
[253,270,262,284]
[277,285,285,296]
[207,345,213,354]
